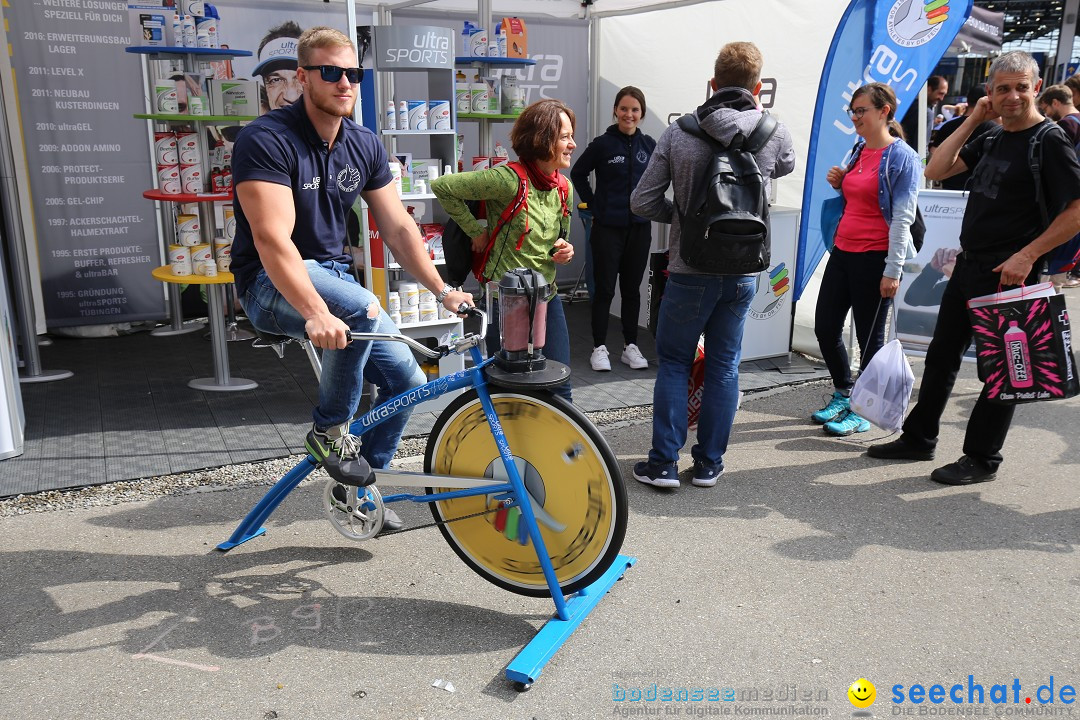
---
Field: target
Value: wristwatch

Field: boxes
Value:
[435,283,455,303]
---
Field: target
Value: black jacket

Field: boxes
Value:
[570,124,656,227]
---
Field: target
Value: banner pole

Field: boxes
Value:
[0,71,72,384]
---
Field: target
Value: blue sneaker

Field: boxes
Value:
[824,409,870,436]
[633,460,680,489]
[812,391,850,424]
[692,460,724,488]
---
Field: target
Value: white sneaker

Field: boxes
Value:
[621,343,648,369]
[590,345,611,371]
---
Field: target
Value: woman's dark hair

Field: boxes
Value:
[851,82,905,139]
[511,99,576,163]
[613,86,646,118]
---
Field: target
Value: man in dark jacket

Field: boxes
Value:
[629,41,795,490]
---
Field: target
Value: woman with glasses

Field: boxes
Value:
[432,98,577,402]
[812,82,920,436]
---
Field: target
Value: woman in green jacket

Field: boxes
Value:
[432,98,577,401]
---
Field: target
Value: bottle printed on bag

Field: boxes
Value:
[385,101,397,130]
[1004,321,1034,389]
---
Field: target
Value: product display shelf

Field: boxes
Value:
[130,45,256,363]
[143,190,233,203]
[127,46,250,58]
[367,25,464,409]
[453,56,535,66]
[380,129,457,136]
[454,56,534,154]
[388,260,446,269]
[135,113,256,123]
[457,113,520,121]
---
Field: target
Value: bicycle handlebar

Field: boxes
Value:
[341,304,488,359]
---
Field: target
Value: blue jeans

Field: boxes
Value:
[649,272,756,468]
[485,292,572,403]
[240,260,426,469]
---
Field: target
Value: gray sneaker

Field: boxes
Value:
[306,423,375,487]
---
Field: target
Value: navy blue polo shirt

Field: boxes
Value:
[229,97,393,294]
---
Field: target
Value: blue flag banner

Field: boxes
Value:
[795,0,973,301]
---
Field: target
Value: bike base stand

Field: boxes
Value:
[505,554,636,690]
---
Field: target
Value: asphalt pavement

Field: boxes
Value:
[1,345,1077,720]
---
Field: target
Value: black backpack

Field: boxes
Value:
[675,112,778,274]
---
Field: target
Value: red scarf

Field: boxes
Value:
[521,160,561,192]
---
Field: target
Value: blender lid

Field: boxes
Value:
[498,267,549,294]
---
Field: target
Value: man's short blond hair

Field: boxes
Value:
[297,26,355,67]
[713,42,763,91]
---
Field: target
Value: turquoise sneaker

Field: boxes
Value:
[824,409,870,436]
[812,391,849,424]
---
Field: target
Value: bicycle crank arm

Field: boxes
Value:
[371,469,567,533]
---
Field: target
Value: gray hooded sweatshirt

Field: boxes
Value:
[631,87,797,275]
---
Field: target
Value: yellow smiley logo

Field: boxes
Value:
[848,678,876,708]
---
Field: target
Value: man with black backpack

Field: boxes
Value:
[869,51,1080,485]
[629,41,795,490]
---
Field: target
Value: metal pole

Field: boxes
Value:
[0,69,72,383]
[1055,0,1080,83]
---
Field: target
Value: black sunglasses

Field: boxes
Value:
[301,65,364,84]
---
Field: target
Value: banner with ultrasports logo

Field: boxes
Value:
[794,0,973,302]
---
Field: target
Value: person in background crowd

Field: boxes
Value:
[869,51,1080,484]
[1038,84,1080,143]
[1062,74,1080,287]
[901,75,948,152]
[928,86,998,191]
[1036,84,1080,288]
[812,83,920,436]
[254,21,303,114]
[432,99,577,403]
[629,41,795,490]
[230,27,472,530]
[570,86,657,373]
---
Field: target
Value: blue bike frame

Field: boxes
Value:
[218,344,576,618]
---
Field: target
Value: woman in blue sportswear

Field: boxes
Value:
[570,86,656,372]
[813,82,920,436]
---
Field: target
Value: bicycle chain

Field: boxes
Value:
[374,503,505,537]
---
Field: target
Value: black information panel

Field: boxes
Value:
[7,1,163,326]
